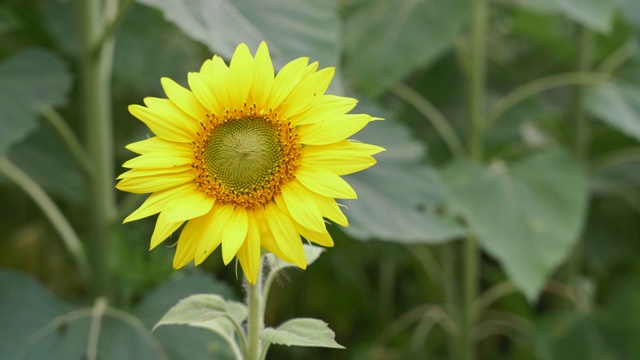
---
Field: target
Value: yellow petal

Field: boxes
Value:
[161,77,208,122]
[301,145,377,175]
[253,207,295,264]
[304,190,349,226]
[279,67,335,119]
[265,57,309,109]
[162,191,214,223]
[207,55,233,111]
[115,169,193,194]
[124,182,196,223]
[251,42,274,109]
[295,167,357,199]
[296,222,334,247]
[264,203,306,269]
[289,95,358,126]
[150,212,183,250]
[137,98,198,141]
[188,71,220,114]
[117,165,191,180]
[237,211,262,284]
[280,180,325,232]
[297,114,374,145]
[121,152,192,169]
[221,207,249,265]
[228,43,254,110]
[173,220,201,268]
[194,204,235,265]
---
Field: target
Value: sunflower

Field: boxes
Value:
[116,42,383,283]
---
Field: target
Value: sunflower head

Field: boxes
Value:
[116,42,384,283]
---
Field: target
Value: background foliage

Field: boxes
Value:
[1,0,640,359]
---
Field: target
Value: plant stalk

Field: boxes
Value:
[461,0,488,359]
[245,262,264,360]
[76,0,118,298]
[566,26,594,283]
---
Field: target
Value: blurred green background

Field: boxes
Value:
[1,0,640,359]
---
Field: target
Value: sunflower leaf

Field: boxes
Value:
[0,48,72,155]
[441,150,588,301]
[343,102,464,243]
[260,318,344,349]
[152,294,245,334]
[135,0,341,80]
[510,0,615,33]
[585,81,640,142]
[342,0,471,96]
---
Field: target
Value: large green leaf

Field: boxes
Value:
[0,49,72,154]
[135,0,341,86]
[134,273,237,360]
[0,270,236,360]
[3,126,87,204]
[585,81,640,143]
[441,151,588,300]
[342,0,471,97]
[511,0,615,33]
[343,102,464,244]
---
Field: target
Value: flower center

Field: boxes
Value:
[192,105,301,209]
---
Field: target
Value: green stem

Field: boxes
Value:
[245,261,264,360]
[41,107,93,177]
[392,83,466,157]
[598,40,633,73]
[441,244,461,360]
[93,0,134,55]
[484,71,608,132]
[572,27,594,162]
[76,0,119,298]
[566,26,594,284]
[461,235,479,360]
[0,157,90,278]
[461,0,488,359]
[468,0,487,161]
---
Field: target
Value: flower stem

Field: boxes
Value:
[245,261,264,360]
[76,0,119,298]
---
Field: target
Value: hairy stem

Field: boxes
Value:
[245,261,264,360]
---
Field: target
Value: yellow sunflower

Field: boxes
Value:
[116,42,383,283]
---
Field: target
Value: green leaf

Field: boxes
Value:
[535,312,613,360]
[260,318,344,349]
[3,126,87,204]
[555,0,615,32]
[0,48,72,154]
[152,294,244,333]
[134,273,238,360]
[0,270,237,359]
[511,0,615,33]
[441,151,588,300]
[585,81,640,143]
[342,0,471,96]
[343,102,464,243]
[135,0,342,88]
[0,270,73,359]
